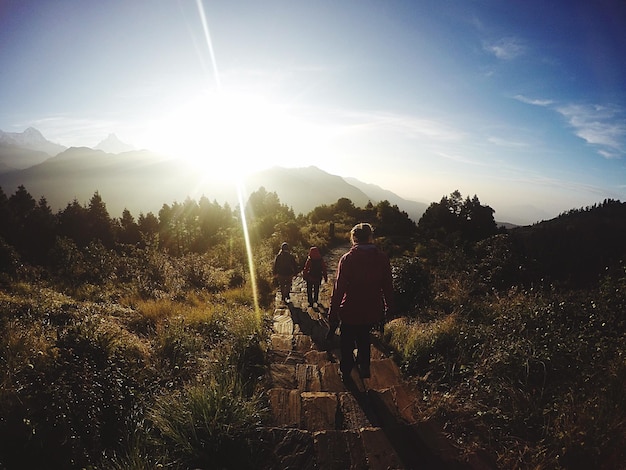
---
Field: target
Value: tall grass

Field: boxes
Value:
[148,364,266,468]
[385,271,626,468]
[0,277,270,469]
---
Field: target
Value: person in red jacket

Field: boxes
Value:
[302,246,328,307]
[327,223,393,380]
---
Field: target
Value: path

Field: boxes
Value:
[261,245,477,470]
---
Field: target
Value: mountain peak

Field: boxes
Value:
[0,127,66,158]
[23,127,45,140]
[95,134,134,154]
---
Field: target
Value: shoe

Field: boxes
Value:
[340,371,354,384]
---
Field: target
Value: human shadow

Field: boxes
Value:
[286,302,330,347]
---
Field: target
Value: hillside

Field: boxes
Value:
[0,146,425,220]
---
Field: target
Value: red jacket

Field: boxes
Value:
[329,243,393,326]
[303,246,328,283]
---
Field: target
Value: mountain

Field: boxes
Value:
[243,166,372,215]
[95,134,135,154]
[0,147,199,214]
[0,127,66,161]
[0,145,427,222]
[344,177,428,222]
[0,127,67,172]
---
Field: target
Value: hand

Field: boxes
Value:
[325,328,334,342]
[326,321,338,342]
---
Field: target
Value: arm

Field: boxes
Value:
[302,258,311,279]
[328,256,348,327]
[381,253,394,314]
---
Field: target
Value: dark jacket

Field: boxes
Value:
[329,243,393,326]
[273,249,298,277]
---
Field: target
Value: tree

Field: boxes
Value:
[418,190,496,246]
[244,187,295,243]
[118,209,141,246]
[138,212,159,246]
[374,200,417,237]
[58,199,90,247]
[86,192,115,247]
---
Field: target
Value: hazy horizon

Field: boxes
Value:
[1,1,625,225]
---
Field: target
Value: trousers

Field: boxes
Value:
[339,323,372,377]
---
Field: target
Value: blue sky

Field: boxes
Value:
[1,0,625,224]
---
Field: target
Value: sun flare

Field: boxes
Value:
[140,91,320,182]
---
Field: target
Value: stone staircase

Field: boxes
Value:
[260,246,480,469]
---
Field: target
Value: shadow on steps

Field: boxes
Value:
[286,302,331,347]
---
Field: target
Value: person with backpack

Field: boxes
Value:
[327,223,393,381]
[273,242,299,303]
[302,246,328,308]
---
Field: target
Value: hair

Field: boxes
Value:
[350,223,374,244]
[281,242,289,251]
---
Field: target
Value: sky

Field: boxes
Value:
[1,0,625,225]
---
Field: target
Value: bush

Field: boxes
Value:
[148,375,265,469]
[391,256,432,316]
[0,313,151,469]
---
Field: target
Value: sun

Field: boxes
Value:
[140,90,321,183]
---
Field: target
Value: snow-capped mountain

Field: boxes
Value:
[0,127,67,156]
[95,134,135,154]
[0,127,67,171]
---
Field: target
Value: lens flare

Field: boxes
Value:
[195,0,260,317]
[236,180,260,316]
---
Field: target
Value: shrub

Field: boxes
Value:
[0,313,151,469]
[391,256,432,316]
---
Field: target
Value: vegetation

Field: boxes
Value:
[1,184,624,469]
[386,194,626,469]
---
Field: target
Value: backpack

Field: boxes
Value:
[308,258,323,279]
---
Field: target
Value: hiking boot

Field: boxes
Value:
[340,371,355,387]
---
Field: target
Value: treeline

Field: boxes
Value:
[0,185,238,262]
[507,198,626,287]
[0,184,418,298]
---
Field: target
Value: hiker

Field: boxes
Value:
[302,246,328,307]
[327,223,393,380]
[273,242,298,303]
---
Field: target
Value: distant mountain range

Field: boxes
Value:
[0,128,429,221]
[0,127,67,170]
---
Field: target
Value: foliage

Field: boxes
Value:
[1,184,624,469]
[0,283,266,469]
[418,190,497,247]
[387,244,626,469]
[147,368,265,469]
[391,256,433,316]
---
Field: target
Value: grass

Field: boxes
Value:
[384,273,626,469]
[0,277,270,469]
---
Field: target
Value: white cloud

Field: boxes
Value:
[331,110,466,142]
[25,116,119,147]
[437,151,486,166]
[487,136,529,148]
[484,37,526,60]
[514,94,553,107]
[556,103,626,158]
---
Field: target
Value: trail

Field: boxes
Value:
[260,244,484,469]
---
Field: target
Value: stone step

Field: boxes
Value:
[314,428,404,470]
